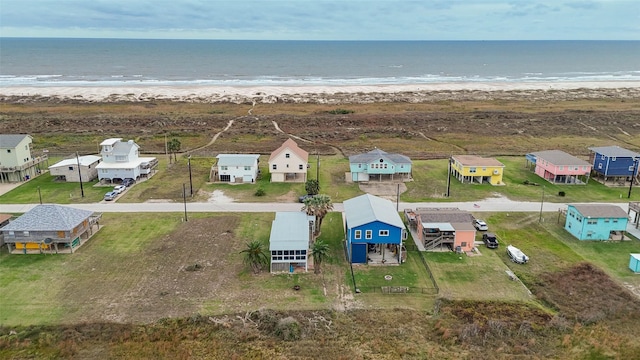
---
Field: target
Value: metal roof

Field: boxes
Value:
[343,194,404,229]
[569,204,628,218]
[49,155,102,169]
[529,150,591,166]
[216,154,260,167]
[349,148,411,165]
[0,134,31,148]
[588,145,640,159]
[269,212,313,251]
[1,205,94,232]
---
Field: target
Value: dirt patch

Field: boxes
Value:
[61,216,243,324]
[207,189,235,203]
[358,182,407,200]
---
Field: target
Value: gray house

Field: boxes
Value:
[1,205,102,254]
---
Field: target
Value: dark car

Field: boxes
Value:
[299,194,316,203]
[122,178,135,187]
[482,232,499,249]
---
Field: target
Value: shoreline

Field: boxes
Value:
[2,81,640,104]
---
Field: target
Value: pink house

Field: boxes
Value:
[405,208,477,253]
[526,150,591,185]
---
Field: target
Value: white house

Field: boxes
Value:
[213,154,260,183]
[0,134,48,183]
[268,139,309,182]
[49,155,102,182]
[269,212,315,273]
[96,138,157,183]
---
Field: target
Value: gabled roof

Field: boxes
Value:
[529,150,591,167]
[269,212,313,251]
[100,138,122,146]
[216,154,260,167]
[452,155,504,167]
[349,149,411,165]
[343,194,404,229]
[269,138,309,162]
[49,155,102,169]
[0,134,32,148]
[588,145,640,159]
[1,205,94,232]
[569,204,628,219]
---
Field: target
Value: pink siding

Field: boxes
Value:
[454,230,475,252]
[535,161,591,176]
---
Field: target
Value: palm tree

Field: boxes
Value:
[311,240,330,274]
[167,138,181,164]
[240,240,269,274]
[302,194,333,236]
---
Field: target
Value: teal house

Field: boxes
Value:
[564,204,628,241]
[348,148,412,182]
[630,254,640,273]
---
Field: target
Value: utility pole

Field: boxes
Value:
[188,154,193,197]
[446,156,452,197]
[539,186,545,223]
[183,183,188,222]
[629,158,638,199]
[316,152,320,182]
[76,152,84,198]
[37,186,42,204]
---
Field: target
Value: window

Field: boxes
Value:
[587,219,597,225]
[354,230,362,239]
[221,166,228,170]
[601,154,605,160]
[7,231,14,238]
[244,166,250,171]
[285,153,290,158]
[630,166,635,172]
[23,231,29,236]
[612,157,617,161]
[272,164,277,170]
[6,149,11,153]
[469,167,476,173]
[598,163,603,169]
[613,219,619,223]
[365,230,372,239]
[482,167,487,171]
[299,164,303,170]
[559,166,564,170]
[68,166,74,171]
[461,242,467,247]
[379,230,389,236]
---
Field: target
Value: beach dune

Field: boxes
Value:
[1,81,639,104]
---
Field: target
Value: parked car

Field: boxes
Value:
[473,219,488,231]
[122,178,135,187]
[104,191,118,201]
[299,194,316,203]
[113,185,126,194]
[482,232,499,249]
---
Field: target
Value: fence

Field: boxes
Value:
[405,242,440,294]
[356,286,438,295]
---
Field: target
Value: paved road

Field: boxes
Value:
[3,197,640,239]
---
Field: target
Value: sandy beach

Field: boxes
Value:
[2,81,640,104]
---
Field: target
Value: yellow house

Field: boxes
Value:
[450,155,505,185]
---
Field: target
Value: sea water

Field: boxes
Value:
[0,38,638,87]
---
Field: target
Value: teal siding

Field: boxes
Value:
[564,205,628,240]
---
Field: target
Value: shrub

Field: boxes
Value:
[254,188,266,197]
[273,317,301,341]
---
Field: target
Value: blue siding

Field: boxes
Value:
[630,255,640,273]
[592,152,638,176]
[345,220,403,263]
[351,243,367,264]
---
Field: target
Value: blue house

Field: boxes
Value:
[589,145,640,183]
[349,149,412,182]
[343,194,406,264]
[630,254,640,273]
[564,204,628,241]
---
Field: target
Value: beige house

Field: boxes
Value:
[49,155,102,182]
[268,139,309,182]
[0,134,48,183]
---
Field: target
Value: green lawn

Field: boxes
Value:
[0,172,109,204]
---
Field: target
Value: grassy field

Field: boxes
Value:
[6,153,640,205]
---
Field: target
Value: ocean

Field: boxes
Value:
[0,38,638,87]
